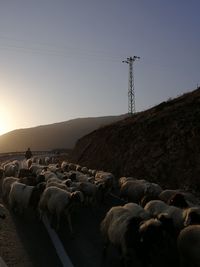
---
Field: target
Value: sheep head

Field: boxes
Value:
[168,193,188,208]
[71,191,84,203]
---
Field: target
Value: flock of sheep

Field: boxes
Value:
[0,155,200,267]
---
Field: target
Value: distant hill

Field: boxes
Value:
[0,115,127,153]
[70,88,200,193]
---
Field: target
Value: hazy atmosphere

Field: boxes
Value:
[0,0,199,135]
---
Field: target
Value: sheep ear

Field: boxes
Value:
[184,212,191,226]
[184,210,200,226]
[157,212,170,221]
[184,210,195,226]
[71,192,81,202]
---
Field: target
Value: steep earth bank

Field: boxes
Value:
[70,88,200,194]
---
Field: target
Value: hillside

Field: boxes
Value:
[70,88,200,192]
[0,115,127,153]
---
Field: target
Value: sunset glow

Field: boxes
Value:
[0,106,12,135]
[0,116,9,135]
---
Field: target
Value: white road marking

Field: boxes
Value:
[42,215,74,267]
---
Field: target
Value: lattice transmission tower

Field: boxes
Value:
[122,56,140,114]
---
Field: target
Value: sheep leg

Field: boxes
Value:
[100,243,108,267]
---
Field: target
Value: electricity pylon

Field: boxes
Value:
[122,56,140,114]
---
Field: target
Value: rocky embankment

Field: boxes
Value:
[70,88,200,194]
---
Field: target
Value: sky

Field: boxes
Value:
[0,0,199,135]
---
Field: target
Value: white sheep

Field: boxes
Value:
[159,189,199,207]
[177,225,200,267]
[39,186,84,232]
[95,171,115,201]
[3,162,19,177]
[120,179,162,204]
[61,161,69,171]
[29,163,46,176]
[47,163,61,173]
[144,200,200,234]
[46,181,69,191]
[81,166,88,174]
[9,181,45,214]
[2,176,19,201]
[76,181,98,206]
[75,172,91,182]
[119,177,147,187]
[68,163,77,171]
[26,158,33,169]
[41,170,58,182]
[101,202,150,266]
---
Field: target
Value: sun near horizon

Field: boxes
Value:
[0,110,12,136]
[0,118,10,135]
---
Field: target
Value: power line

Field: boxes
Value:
[0,35,127,62]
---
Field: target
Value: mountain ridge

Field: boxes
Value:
[0,114,127,153]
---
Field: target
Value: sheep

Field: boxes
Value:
[120,180,147,202]
[68,163,77,171]
[75,165,81,172]
[2,176,19,201]
[55,171,69,180]
[26,158,33,169]
[9,181,46,214]
[47,163,61,173]
[118,176,137,188]
[95,171,114,185]
[29,164,46,176]
[144,200,184,232]
[95,171,115,202]
[39,186,84,232]
[144,200,200,235]
[81,166,88,174]
[3,162,18,177]
[100,203,150,266]
[46,181,69,191]
[29,182,46,211]
[64,171,77,181]
[120,179,162,204]
[61,161,69,171]
[159,189,199,207]
[41,170,58,182]
[139,217,179,267]
[46,177,62,184]
[75,172,91,182]
[76,181,98,206]
[44,156,51,165]
[177,225,200,267]
[18,168,32,178]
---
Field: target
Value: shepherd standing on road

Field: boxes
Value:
[25,147,32,160]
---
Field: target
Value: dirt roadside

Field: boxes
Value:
[0,199,34,267]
